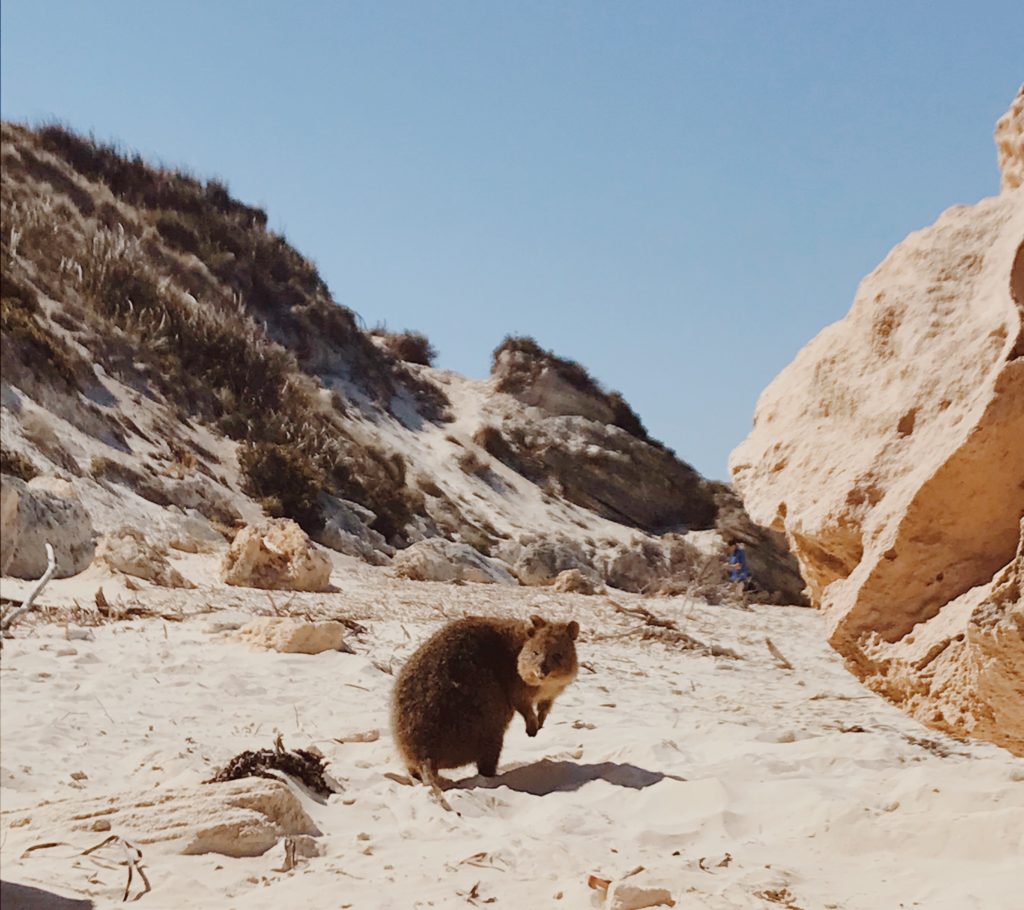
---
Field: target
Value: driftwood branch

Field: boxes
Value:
[1,542,56,634]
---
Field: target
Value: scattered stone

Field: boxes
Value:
[234,617,352,655]
[221,519,332,592]
[605,881,676,910]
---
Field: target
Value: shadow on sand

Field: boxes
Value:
[1,881,94,909]
[455,759,686,796]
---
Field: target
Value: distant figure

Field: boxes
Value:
[726,539,751,592]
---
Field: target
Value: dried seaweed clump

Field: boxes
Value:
[206,738,333,798]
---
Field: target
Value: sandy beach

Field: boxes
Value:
[2,559,1021,909]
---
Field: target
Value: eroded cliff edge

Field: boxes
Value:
[730,88,1024,754]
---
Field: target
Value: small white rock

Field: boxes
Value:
[605,881,676,910]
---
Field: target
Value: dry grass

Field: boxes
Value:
[0,446,38,480]
[2,123,440,539]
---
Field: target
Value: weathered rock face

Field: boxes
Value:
[710,483,808,605]
[392,538,518,585]
[95,525,193,588]
[314,494,392,566]
[0,475,95,578]
[506,535,596,586]
[221,519,332,592]
[603,537,669,593]
[730,94,1024,753]
[482,416,716,534]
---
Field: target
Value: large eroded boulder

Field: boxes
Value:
[95,525,193,588]
[221,519,332,592]
[506,534,596,586]
[0,779,318,857]
[730,93,1024,753]
[0,475,95,578]
[392,538,517,585]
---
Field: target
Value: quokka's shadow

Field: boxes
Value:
[454,759,685,796]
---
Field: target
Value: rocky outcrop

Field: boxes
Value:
[603,538,670,593]
[234,617,352,654]
[95,526,193,588]
[392,538,518,585]
[0,779,318,857]
[503,534,596,586]
[314,494,392,565]
[480,416,716,534]
[221,519,332,592]
[730,93,1024,753]
[0,475,95,578]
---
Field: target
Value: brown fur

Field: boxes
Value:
[391,615,579,787]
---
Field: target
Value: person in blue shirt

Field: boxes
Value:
[726,539,751,593]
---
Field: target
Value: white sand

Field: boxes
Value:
[2,561,1022,909]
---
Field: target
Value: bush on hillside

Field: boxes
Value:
[238,441,325,533]
[373,328,437,366]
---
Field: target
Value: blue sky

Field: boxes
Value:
[2,1,1020,479]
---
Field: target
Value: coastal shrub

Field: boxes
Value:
[238,441,325,532]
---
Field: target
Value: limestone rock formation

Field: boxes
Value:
[391,538,518,585]
[234,617,352,654]
[221,519,332,592]
[0,779,318,857]
[507,535,596,586]
[95,526,193,588]
[0,475,95,578]
[996,85,1023,192]
[730,92,1024,753]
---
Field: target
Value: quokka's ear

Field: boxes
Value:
[529,615,547,632]
[566,620,579,640]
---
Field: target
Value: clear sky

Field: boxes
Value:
[2,2,1020,479]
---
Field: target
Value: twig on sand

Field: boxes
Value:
[602,598,741,659]
[1,543,57,638]
[24,836,151,902]
[82,834,151,902]
[333,729,380,745]
[765,637,794,670]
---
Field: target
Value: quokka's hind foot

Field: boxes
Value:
[419,761,457,814]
